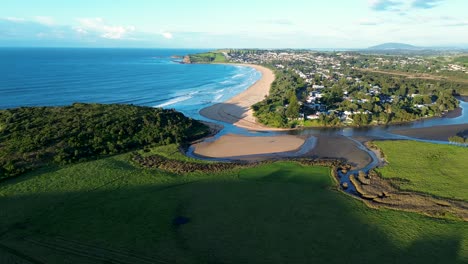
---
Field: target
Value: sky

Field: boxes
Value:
[0,0,467,49]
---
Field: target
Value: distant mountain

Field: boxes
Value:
[367,43,420,50]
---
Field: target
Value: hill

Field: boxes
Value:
[187,51,227,63]
[0,103,209,179]
[368,43,420,50]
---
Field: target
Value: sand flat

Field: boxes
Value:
[305,135,372,169]
[391,124,468,141]
[193,134,305,158]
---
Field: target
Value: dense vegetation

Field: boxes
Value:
[346,54,468,95]
[251,67,460,128]
[188,51,227,63]
[0,145,465,263]
[0,103,208,179]
[252,69,306,127]
[453,56,468,67]
[448,135,468,144]
[340,70,460,125]
[222,49,466,127]
[448,124,468,144]
[374,140,468,200]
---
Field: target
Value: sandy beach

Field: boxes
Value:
[194,64,307,158]
[200,64,282,131]
[193,134,305,158]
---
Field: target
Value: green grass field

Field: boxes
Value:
[453,56,468,67]
[374,140,468,200]
[0,145,466,263]
[189,51,227,63]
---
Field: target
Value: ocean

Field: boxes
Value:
[0,48,261,120]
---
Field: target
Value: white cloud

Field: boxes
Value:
[76,17,135,39]
[34,16,55,26]
[411,0,444,9]
[161,32,173,39]
[443,21,468,27]
[2,17,26,23]
[36,32,47,38]
[74,27,88,35]
[357,18,382,26]
[260,19,294,26]
[369,0,402,11]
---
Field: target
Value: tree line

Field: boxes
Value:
[252,69,306,128]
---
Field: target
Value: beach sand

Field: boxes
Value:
[193,134,305,158]
[199,64,282,131]
[194,64,306,158]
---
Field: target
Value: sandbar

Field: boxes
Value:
[193,134,305,158]
[391,124,468,141]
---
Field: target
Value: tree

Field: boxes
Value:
[286,93,300,119]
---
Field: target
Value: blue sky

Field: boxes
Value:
[0,0,467,48]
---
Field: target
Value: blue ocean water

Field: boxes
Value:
[0,48,261,120]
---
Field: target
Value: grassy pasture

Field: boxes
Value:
[374,140,468,200]
[0,145,466,263]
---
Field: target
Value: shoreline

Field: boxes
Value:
[199,64,288,131]
[194,63,306,158]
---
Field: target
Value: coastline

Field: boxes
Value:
[199,64,286,131]
[194,63,306,158]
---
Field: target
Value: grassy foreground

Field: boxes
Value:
[0,145,466,263]
[374,141,468,200]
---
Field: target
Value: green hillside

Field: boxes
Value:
[0,145,465,263]
[0,103,209,179]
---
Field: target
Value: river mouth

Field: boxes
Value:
[188,98,468,197]
[198,98,468,141]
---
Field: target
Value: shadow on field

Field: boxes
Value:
[0,178,465,264]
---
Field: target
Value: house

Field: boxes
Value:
[306,92,324,104]
[370,86,381,95]
[307,114,320,120]
[307,103,322,110]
